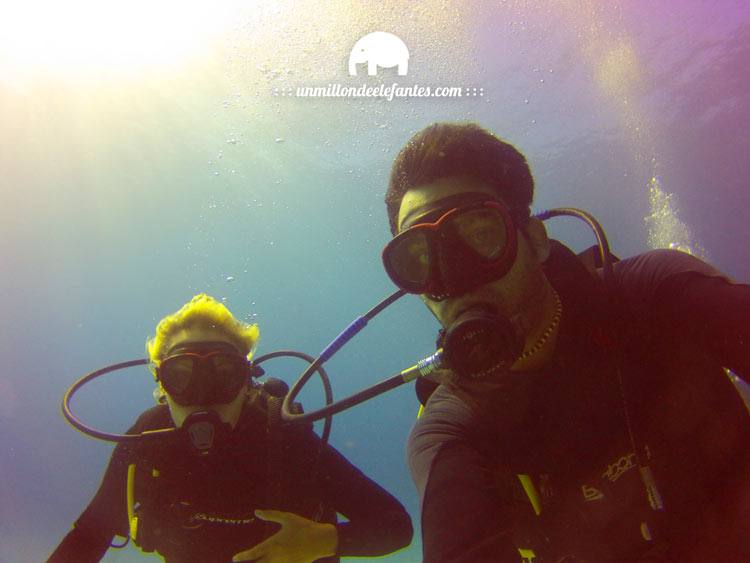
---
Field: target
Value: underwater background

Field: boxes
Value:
[1,1,749,561]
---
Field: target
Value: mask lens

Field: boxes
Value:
[388,231,431,288]
[210,354,245,399]
[161,356,195,395]
[452,207,507,260]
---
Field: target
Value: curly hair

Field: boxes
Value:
[146,294,259,365]
[385,122,534,234]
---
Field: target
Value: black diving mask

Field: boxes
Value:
[382,196,519,300]
[154,342,252,407]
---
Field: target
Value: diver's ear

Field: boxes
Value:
[153,384,168,405]
[522,217,550,263]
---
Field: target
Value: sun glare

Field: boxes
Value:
[0,0,240,78]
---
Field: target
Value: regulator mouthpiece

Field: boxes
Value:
[183,410,232,456]
[441,307,523,379]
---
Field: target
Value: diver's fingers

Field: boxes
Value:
[253,509,293,525]
[233,510,291,561]
[232,537,272,562]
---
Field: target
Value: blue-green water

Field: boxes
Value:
[1,2,749,561]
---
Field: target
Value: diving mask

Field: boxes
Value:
[382,197,518,300]
[155,342,252,407]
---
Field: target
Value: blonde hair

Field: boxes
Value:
[146,294,260,365]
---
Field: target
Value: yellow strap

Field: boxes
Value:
[517,474,542,516]
[518,547,537,561]
[127,463,138,540]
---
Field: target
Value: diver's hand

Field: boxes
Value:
[232,509,338,563]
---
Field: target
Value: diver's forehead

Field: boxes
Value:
[166,328,240,355]
[166,340,240,356]
[397,178,499,232]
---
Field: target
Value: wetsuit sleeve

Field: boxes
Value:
[614,249,750,380]
[47,441,130,562]
[309,434,413,556]
[45,411,153,563]
[408,385,520,563]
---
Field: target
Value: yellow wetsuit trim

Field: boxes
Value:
[517,474,542,516]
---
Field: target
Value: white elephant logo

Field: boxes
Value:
[348,32,409,77]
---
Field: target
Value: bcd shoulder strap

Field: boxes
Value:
[265,395,286,509]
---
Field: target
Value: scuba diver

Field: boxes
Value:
[48,294,412,563]
[380,122,750,562]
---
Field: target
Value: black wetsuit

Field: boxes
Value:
[409,242,750,562]
[50,394,412,562]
